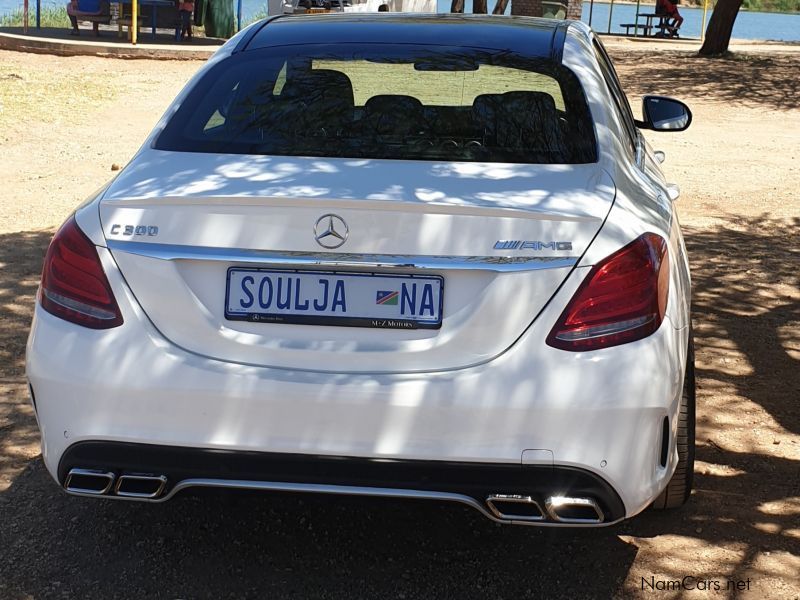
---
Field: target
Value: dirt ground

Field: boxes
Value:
[0,37,798,599]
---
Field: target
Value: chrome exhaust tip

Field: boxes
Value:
[545,496,604,524]
[115,474,168,499]
[64,468,115,495]
[486,494,545,522]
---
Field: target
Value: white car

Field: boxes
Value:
[27,14,695,526]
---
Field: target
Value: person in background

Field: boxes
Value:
[65,0,103,36]
[178,0,194,40]
[656,0,683,37]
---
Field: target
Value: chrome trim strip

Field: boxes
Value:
[63,478,621,527]
[106,240,578,273]
[114,474,168,499]
[64,468,115,496]
[545,496,605,524]
[486,494,545,522]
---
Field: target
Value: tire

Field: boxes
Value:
[651,330,696,509]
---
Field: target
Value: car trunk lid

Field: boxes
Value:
[100,152,614,373]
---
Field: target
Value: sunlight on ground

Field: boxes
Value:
[0,64,115,126]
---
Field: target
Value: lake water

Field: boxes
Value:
[580,2,800,41]
[3,0,799,42]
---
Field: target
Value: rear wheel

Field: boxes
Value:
[652,330,696,509]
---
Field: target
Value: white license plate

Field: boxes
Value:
[225,268,443,329]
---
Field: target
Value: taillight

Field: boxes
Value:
[39,217,123,329]
[547,233,669,351]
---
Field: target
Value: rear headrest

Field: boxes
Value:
[472,91,557,122]
[281,69,355,108]
[364,94,423,116]
[276,69,355,135]
[473,91,563,156]
[362,94,425,136]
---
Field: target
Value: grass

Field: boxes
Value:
[0,5,71,27]
[742,0,800,13]
[314,60,566,109]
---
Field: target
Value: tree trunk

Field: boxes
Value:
[450,0,465,12]
[492,0,509,13]
[699,0,743,56]
[474,0,488,12]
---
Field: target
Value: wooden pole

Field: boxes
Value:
[23,0,29,33]
[606,0,614,34]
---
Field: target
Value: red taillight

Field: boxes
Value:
[39,217,123,329]
[547,233,669,351]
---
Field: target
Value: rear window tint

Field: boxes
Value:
[156,44,597,164]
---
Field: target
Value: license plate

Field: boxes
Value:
[225,268,444,329]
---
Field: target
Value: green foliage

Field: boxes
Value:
[0,5,71,27]
[244,8,268,25]
[740,0,799,12]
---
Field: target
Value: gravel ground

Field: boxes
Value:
[0,37,798,599]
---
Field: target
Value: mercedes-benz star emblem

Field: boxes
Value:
[313,214,349,249]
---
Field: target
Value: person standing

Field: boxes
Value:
[178,0,194,40]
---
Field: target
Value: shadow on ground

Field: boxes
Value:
[0,229,50,381]
[612,50,800,111]
[0,215,797,599]
[686,215,800,437]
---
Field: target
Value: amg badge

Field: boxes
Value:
[494,240,573,251]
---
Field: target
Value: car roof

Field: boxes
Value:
[243,14,573,61]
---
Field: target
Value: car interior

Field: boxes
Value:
[164,53,598,164]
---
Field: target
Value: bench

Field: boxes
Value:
[117,1,181,41]
[71,0,112,36]
[619,22,652,36]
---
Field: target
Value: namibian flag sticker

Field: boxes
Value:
[376,290,399,305]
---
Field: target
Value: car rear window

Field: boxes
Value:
[155,44,597,164]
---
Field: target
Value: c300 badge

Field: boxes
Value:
[109,224,159,236]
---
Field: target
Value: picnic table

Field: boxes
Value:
[620,12,671,38]
[637,12,671,37]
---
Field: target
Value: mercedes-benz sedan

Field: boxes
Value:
[27,14,695,526]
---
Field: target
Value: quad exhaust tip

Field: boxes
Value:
[64,468,115,496]
[64,468,167,499]
[545,495,604,524]
[486,494,545,521]
[115,474,168,499]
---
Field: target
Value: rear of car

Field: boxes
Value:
[27,15,692,525]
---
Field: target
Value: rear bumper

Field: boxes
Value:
[57,441,626,526]
[27,247,689,522]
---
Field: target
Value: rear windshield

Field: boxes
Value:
[155,44,597,164]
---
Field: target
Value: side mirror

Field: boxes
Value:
[637,96,692,132]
